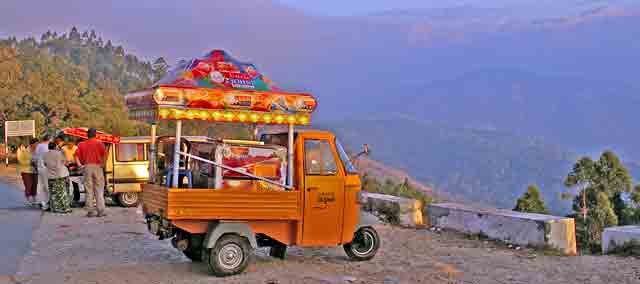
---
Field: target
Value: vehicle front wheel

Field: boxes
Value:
[117,192,140,207]
[344,226,380,261]
[206,234,252,277]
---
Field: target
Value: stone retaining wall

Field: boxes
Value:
[362,192,423,227]
[602,226,640,253]
[427,203,577,255]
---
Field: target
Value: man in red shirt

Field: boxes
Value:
[75,128,107,217]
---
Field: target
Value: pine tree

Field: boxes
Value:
[152,57,169,82]
[104,40,114,52]
[513,185,549,214]
[115,46,125,57]
[69,26,81,43]
[564,151,632,252]
[514,185,549,214]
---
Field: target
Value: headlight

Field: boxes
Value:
[357,191,368,204]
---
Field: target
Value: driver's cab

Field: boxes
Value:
[261,130,362,246]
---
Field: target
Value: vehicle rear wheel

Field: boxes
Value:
[183,247,203,262]
[117,192,140,207]
[206,234,252,277]
[344,226,380,261]
[269,243,287,259]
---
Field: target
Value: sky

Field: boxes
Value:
[278,0,639,16]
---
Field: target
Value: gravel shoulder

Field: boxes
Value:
[0,167,639,284]
[9,207,640,284]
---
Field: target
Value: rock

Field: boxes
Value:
[384,276,400,284]
[342,276,357,283]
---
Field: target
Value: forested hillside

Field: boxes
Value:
[0,28,167,136]
[323,118,577,214]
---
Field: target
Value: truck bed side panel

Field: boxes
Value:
[142,184,301,221]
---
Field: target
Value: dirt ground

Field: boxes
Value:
[1,168,640,284]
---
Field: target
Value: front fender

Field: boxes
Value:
[204,221,258,249]
[356,210,381,230]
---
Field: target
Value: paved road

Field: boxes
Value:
[0,180,41,276]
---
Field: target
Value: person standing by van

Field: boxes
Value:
[17,140,38,207]
[62,139,81,206]
[34,134,51,211]
[75,128,107,217]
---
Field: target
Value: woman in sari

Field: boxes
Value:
[43,142,72,213]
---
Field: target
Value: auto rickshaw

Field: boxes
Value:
[125,49,380,276]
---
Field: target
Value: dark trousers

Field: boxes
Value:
[21,173,37,198]
[71,181,80,202]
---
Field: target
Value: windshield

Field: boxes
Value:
[335,139,358,174]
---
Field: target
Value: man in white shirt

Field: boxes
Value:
[34,134,51,211]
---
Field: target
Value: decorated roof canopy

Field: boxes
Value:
[126,50,317,125]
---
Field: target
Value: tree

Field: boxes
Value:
[513,185,549,214]
[16,95,72,134]
[361,173,381,193]
[115,46,125,57]
[81,31,89,43]
[152,57,169,82]
[104,40,114,53]
[565,156,595,221]
[69,26,81,43]
[564,151,632,252]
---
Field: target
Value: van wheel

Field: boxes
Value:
[207,234,251,277]
[344,226,380,261]
[117,192,140,207]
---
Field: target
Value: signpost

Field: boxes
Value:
[4,120,36,166]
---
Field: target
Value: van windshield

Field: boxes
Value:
[335,139,358,174]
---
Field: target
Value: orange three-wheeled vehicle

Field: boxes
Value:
[125,50,380,277]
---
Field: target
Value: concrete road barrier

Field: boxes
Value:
[362,192,423,227]
[602,226,640,254]
[428,203,577,255]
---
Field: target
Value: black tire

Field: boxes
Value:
[184,248,203,262]
[117,192,140,207]
[206,234,252,277]
[344,226,380,261]
[269,243,287,259]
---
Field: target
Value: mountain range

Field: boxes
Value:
[2,0,639,212]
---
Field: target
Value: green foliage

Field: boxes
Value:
[513,185,550,214]
[375,204,401,225]
[0,28,157,138]
[361,174,433,209]
[324,119,575,215]
[564,151,631,253]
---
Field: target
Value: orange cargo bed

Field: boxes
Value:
[142,184,302,221]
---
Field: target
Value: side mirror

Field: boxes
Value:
[350,144,371,163]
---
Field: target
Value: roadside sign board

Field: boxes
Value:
[4,120,36,165]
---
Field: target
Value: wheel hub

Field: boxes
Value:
[122,193,137,204]
[353,231,375,256]
[219,243,243,269]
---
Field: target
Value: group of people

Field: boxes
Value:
[16,128,108,217]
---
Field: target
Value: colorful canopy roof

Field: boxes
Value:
[126,50,317,125]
